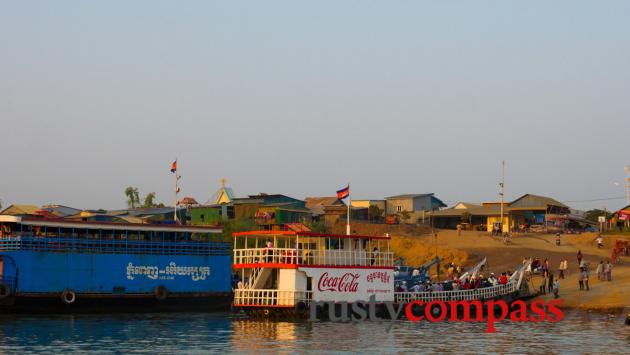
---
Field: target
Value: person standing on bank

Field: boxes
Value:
[539,271,547,294]
[558,259,566,279]
[583,263,590,291]
[555,233,561,246]
[605,260,613,281]
[547,271,554,294]
[553,279,560,299]
[596,261,604,281]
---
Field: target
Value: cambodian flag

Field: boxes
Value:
[336,185,350,200]
[170,160,177,173]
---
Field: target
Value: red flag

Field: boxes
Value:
[336,185,350,200]
[170,160,177,173]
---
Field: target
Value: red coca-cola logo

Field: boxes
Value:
[317,272,360,292]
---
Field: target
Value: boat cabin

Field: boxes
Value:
[232,231,395,310]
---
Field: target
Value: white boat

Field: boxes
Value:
[231,230,532,318]
[232,230,395,316]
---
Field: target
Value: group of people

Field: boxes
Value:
[595,260,613,282]
[538,269,560,298]
[532,248,616,296]
[396,271,511,293]
[445,262,463,279]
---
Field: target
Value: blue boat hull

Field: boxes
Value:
[0,251,232,312]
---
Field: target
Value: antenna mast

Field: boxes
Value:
[500,161,505,233]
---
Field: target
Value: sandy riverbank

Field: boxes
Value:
[390,230,630,311]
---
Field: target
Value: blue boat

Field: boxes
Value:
[0,215,232,312]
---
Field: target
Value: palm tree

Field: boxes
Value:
[143,192,157,208]
[125,187,140,209]
[399,210,412,224]
[368,205,384,223]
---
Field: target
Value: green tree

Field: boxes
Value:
[221,218,255,241]
[368,205,384,222]
[305,219,326,233]
[399,209,411,224]
[584,209,611,223]
[125,186,140,209]
[143,192,157,208]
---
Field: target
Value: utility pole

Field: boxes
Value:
[500,161,505,234]
[625,166,630,206]
[346,183,351,235]
[603,206,607,232]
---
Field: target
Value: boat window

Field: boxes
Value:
[100,230,113,239]
[0,223,19,237]
[59,227,73,238]
[46,228,58,238]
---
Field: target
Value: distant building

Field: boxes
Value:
[211,178,235,205]
[305,197,344,221]
[350,199,386,221]
[385,194,446,224]
[0,204,40,217]
[178,197,199,207]
[40,204,82,217]
[230,193,305,221]
[431,202,502,231]
[189,205,223,226]
[351,200,386,210]
[254,203,312,228]
[434,194,588,233]
[508,194,570,232]
[610,204,630,230]
[191,192,310,229]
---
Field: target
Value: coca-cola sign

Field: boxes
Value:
[317,272,360,293]
[302,267,395,302]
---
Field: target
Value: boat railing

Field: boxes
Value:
[394,281,518,303]
[233,247,394,267]
[0,235,231,256]
[233,289,312,307]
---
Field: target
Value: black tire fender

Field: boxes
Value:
[0,284,11,299]
[61,289,76,305]
[155,285,168,301]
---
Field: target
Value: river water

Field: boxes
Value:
[0,310,628,354]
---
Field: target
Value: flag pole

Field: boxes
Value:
[174,158,178,224]
[346,182,351,235]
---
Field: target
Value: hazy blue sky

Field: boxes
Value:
[1,1,629,211]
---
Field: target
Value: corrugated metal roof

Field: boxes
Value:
[510,194,569,209]
[386,193,433,199]
[40,205,82,217]
[304,197,343,209]
[0,204,40,216]
[431,206,503,217]
[0,215,221,233]
[453,202,482,209]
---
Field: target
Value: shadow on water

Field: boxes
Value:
[0,310,628,354]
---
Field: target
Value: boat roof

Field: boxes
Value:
[232,230,390,240]
[0,215,222,234]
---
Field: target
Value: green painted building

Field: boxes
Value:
[189,206,222,226]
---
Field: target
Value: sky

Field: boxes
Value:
[1,1,629,211]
